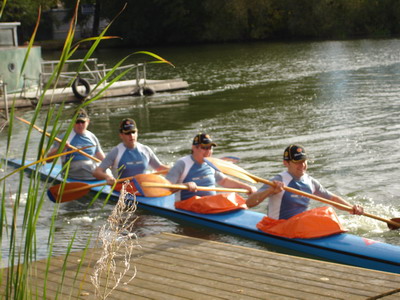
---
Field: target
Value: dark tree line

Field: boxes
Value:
[0,0,58,41]
[3,0,400,46]
[99,0,400,46]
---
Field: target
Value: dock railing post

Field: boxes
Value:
[37,73,43,98]
[20,75,26,98]
[1,80,9,121]
[143,63,147,86]
[136,64,141,89]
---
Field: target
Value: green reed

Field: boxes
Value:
[1,0,174,298]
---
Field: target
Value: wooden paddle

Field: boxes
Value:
[48,174,141,203]
[204,157,257,184]
[136,181,249,198]
[48,171,251,203]
[16,116,101,163]
[47,156,242,203]
[205,157,400,230]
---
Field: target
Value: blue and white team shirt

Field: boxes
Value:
[99,142,163,178]
[53,130,103,180]
[57,130,102,163]
[166,155,225,201]
[258,171,333,220]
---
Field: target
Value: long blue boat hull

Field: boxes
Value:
[6,159,400,274]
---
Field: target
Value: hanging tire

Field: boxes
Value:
[72,77,91,100]
[131,86,156,96]
[142,86,156,96]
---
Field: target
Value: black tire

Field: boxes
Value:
[131,86,156,96]
[142,86,156,96]
[72,77,91,100]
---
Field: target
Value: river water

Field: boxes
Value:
[2,39,400,262]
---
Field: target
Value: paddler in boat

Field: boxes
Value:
[46,108,105,181]
[93,118,169,188]
[166,133,256,201]
[246,144,364,219]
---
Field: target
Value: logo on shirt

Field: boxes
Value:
[126,161,144,166]
[192,174,212,181]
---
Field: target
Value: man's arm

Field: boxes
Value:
[46,146,59,160]
[218,176,257,195]
[93,148,118,185]
[46,140,71,162]
[155,164,170,173]
[246,181,284,207]
[95,149,105,161]
[93,166,115,185]
[312,177,364,215]
[330,194,364,215]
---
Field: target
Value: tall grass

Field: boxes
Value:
[0,1,173,298]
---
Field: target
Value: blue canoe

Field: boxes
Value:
[6,158,400,274]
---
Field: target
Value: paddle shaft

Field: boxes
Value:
[62,175,138,194]
[57,170,169,195]
[250,173,400,228]
[16,116,101,163]
[141,182,249,194]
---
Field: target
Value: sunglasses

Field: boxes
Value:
[122,130,137,135]
[75,120,86,124]
[200,145,213,150]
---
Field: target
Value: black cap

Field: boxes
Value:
[76,109,89,121]
[192,133,217,147]
[283,144,307,162]
[119,118,137,133]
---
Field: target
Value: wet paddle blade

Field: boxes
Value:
[48,182,91,203]
[204,157,257,183]
[387,218,400,230]
[132,173,172,197]
[220,156,240,163]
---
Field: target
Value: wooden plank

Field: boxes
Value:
[137,234,398,299]
[1,232,399,299]
[63,251,268,299]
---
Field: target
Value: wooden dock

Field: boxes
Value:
[1,78,189,109]
[1,232,399,299]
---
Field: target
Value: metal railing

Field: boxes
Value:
[41,58,105,84]
[19,58,149,99]
[40,58,146,86]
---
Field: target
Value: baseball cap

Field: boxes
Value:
[76,109,89,121]
[119,118,137,133]
[192,133,217,147]
[283,144,307,162]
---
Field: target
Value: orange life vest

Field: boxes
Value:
[257,206,347,239]
[175,192,248,214]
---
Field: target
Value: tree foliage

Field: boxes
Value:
[3,0,400,46]
[0,0,58,40]
[97,0,400,46]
